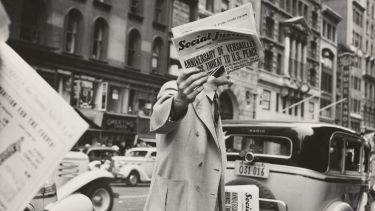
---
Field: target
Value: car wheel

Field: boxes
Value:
[126,171,139,186]
[80,180,114,211]
[226,178,279,211]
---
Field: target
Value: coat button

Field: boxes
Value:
[213,168,220,172]
[196,185,200,192]
[198,162,203,167]
[195,131,199,137]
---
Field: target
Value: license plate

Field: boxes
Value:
[234,160,270,178]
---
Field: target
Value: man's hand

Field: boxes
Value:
[172,68,208,120]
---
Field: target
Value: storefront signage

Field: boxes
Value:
[102,113,136,133]
[338,53,353,128]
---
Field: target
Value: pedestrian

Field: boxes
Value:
[144,67,232,211]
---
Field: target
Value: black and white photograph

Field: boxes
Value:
[0,0,375,211]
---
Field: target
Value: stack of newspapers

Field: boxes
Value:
[171,3,263,75]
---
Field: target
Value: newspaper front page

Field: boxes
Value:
[171,3,263,74]
[0,43,89,211]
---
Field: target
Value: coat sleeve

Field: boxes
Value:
[150,80,184,134]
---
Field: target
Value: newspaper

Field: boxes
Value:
[0,43,89,211]
[171,3,263,74]
[225,185,259,211]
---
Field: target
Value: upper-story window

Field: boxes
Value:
[221,0,229,12]
[264,50,273,71]
[20,0,46,43]
[206,0,214,12]
[322,20,336,42]
[265,16,274,38]
[64,9,83,54]
[152,37,163,73]
[311,10,318,29]
[154,0,165,24]
[127,29,141,68]
[130,0,143,15]
[353,9,363,27]
[309,68,317,87]
[92,18,108,60]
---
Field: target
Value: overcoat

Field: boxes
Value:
[144,81,227,211]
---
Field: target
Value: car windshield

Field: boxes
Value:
[225,135,292,158]
[127,150,148,157]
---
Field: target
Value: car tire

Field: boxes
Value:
[80,180,114,211]
[126,171,140,186]
[226,178,279,211]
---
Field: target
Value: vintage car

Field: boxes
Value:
[111,147,157,186]
[25,150,114,211]
[84,146,119,170]
[223,120,374,211]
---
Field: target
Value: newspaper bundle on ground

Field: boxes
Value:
[0,43,89,211]
[225,185,259,211]
[171,3,263,75]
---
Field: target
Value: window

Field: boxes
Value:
[92,18,108,60]
[206,0,214,12]
[262,90,271,110]
[130,0,142,15]
[127,29,141,68]
[64,10,82,53]
[276,93,280,112]
[154,0,165,23]
[320,98,332,117]
[311,10,318,29]
[310,41,317,58]
[309,69,316,87]
[225,135,292,158]
[221,0,229,12]
[264,50,273,71]
[152,37,163,72]
[321,72,332,93]
[277,54,282,74]
[265,17,274,38]
[308,102,314,119]
[20,0,45,43]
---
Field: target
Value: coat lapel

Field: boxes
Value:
[192,91,219,147]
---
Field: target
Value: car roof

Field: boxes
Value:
[87,146,119,152]
[222,120,357,134]
[127,147,156,152]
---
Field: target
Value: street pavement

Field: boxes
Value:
[111,182,150,211]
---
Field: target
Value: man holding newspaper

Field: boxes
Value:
[144,4,262,211]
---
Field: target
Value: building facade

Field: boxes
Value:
[250,0,322,121]
[2,0,173,148]
[319,4,341,123]
[324,0,375,132]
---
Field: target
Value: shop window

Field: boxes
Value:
[154,0,165,24]
[152,37,163,73]
[92,18,108,60]
[20,0,46,43]
[127,29,141,68]
[108,86,123,113]
[72,78,96,109]
[64,9,82,54]
[58,73,72,104]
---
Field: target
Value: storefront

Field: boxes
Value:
[76,109,154,149]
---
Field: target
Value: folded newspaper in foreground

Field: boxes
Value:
[0,43,89,211]
[172,3,263,74]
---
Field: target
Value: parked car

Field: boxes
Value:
[83,146,119,171]
[25,150,114,211]
[111,147,157,186]
[223,120,374,211]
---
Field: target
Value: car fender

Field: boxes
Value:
[118,165,150,181]
[57,170,113,200]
